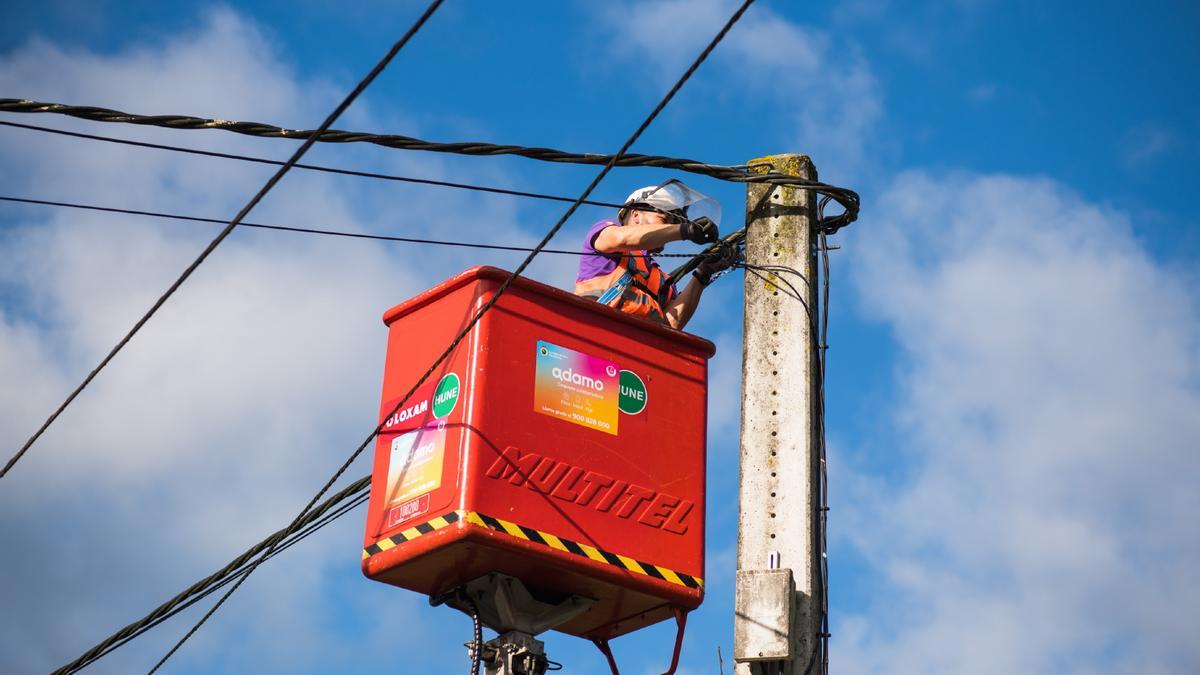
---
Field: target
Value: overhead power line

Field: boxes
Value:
[0,120,628,211]
[0,104,859,232]
[0,0,444,484]
[0,97,835,187]
[0,194,702,257]
[97,1,756,671]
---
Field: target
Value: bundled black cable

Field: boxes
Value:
[52,476,370,674]
[0,102,858,232]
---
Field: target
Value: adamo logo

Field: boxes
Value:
[551,367,604,392]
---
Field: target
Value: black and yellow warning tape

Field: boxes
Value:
[363,509,703,590]
[362,510,462,558]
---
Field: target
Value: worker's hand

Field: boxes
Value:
[693,245,740,286]
[680,216,719,244]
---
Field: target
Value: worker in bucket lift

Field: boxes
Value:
[575,179,738,330]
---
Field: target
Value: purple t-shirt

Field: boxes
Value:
[575,219,622,283]
[575,219,677,306]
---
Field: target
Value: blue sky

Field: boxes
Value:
[1,1,1198,673]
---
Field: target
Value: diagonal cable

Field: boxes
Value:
[139,1,756,672]
[0,0,445,481]
[0,194,699,257]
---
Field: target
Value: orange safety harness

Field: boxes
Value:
[575,251,677,324]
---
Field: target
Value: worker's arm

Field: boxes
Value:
[665,244,741,330]
[593,222,681,253]
[664,278,705,330]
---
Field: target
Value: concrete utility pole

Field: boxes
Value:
[733,154,822,674]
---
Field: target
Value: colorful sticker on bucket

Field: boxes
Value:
[618,369,648,415]
[385,424,446,507]
[534,340,620,435]
[380,371,460,433]
[432,373,460,418]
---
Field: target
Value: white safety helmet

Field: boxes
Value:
[620,179,722,226]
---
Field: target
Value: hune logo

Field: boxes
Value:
[551,367,604,391]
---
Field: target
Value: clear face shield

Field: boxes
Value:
[637,179,722,228]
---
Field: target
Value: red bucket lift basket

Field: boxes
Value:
[362,266,714,639]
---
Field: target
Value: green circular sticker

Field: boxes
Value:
[618,370,647,415]
[433,373,460,418]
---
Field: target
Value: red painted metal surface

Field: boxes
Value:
[362,266,714,639]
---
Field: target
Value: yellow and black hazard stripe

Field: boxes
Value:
[465,511,703,590]
[362,510,462,558]
[362,510,702,590]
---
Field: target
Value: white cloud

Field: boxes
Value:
[0,8,317,124]
[592,0,882,179]
[838,170,1200,674]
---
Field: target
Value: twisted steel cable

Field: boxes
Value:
[52,476,370,674]
[63,490,371,673]
[0,103,858,231]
